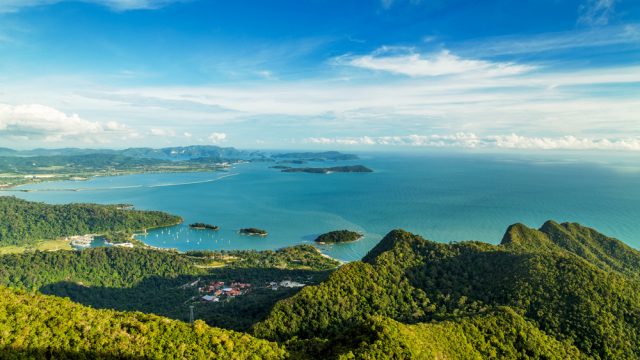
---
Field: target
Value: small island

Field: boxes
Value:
[239,228,268,237]
[314,230,363,244]
[189,223,219,231]
[282,165,373,174]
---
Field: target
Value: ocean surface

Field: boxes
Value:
[11,152,640,261]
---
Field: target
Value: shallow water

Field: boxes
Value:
[12,152,640,261]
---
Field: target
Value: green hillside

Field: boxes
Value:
[3,216,640,358]
[0,286,285,359]
[289,309,583,359]
[0,197,181,246]
[0,244,338,330]
[255,223,640,359]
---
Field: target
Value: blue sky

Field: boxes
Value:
[0,0,639,150]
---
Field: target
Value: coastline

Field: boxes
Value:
[131,225,345,264]
[313,247,346,266]
[0,164,236,192]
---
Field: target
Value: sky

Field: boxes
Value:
[0,0,639,150]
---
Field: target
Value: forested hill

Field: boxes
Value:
[3,217,639,358]
[254,222,640,359]
[0,197,181,246]
[0,286,286,359]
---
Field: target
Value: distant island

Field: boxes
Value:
[315,230,363,244]
[0,146,359,188]
[282,165,373,174]
[239,228,268,236]
[189,223,219,231]
[269,165,291,170]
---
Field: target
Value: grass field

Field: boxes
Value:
[0,239,74,254]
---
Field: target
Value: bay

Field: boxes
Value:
[12,152,640,261]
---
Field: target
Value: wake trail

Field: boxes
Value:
[5,172,239,192]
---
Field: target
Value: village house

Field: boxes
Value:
[197,280,252,300]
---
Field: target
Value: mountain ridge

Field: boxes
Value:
[254,221,640,359]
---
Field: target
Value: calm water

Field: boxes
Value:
[11,152,640,261]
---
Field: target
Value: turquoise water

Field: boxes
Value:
[11,152,640,261]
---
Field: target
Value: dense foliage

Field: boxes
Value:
[186,245,340,270]
[189,223,219,230]
[286,308,583,359]
[255,222,640,359]
[41,268,331,332]
[0,286,286,359]
[239,228,268,236]
[315,230,362,243]
[0,245,338,331]
[0,247,201,290]
[5,214,640,358]
[0,197,181,246]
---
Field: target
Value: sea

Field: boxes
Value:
[11,151,640,262]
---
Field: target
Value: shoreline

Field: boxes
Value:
[0,219,347,264]
[2,165,351,262]
[131,226,345,263]
[0,164,238,192]
[1,172,239,193]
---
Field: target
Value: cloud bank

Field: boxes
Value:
[0,103,134,143]
[304,133,640,151]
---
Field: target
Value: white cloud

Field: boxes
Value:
[579,0,616,26]
[0,0,185,13]
[208,132,227,143]
[183,132,192,138]
[343,48,534,77]
[304,133,640,151]
[2,43,639,149]
[0,103,132,143]
[149,127,176,137]
[104,121,128,131]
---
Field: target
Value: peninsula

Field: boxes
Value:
[0,196,182,253]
